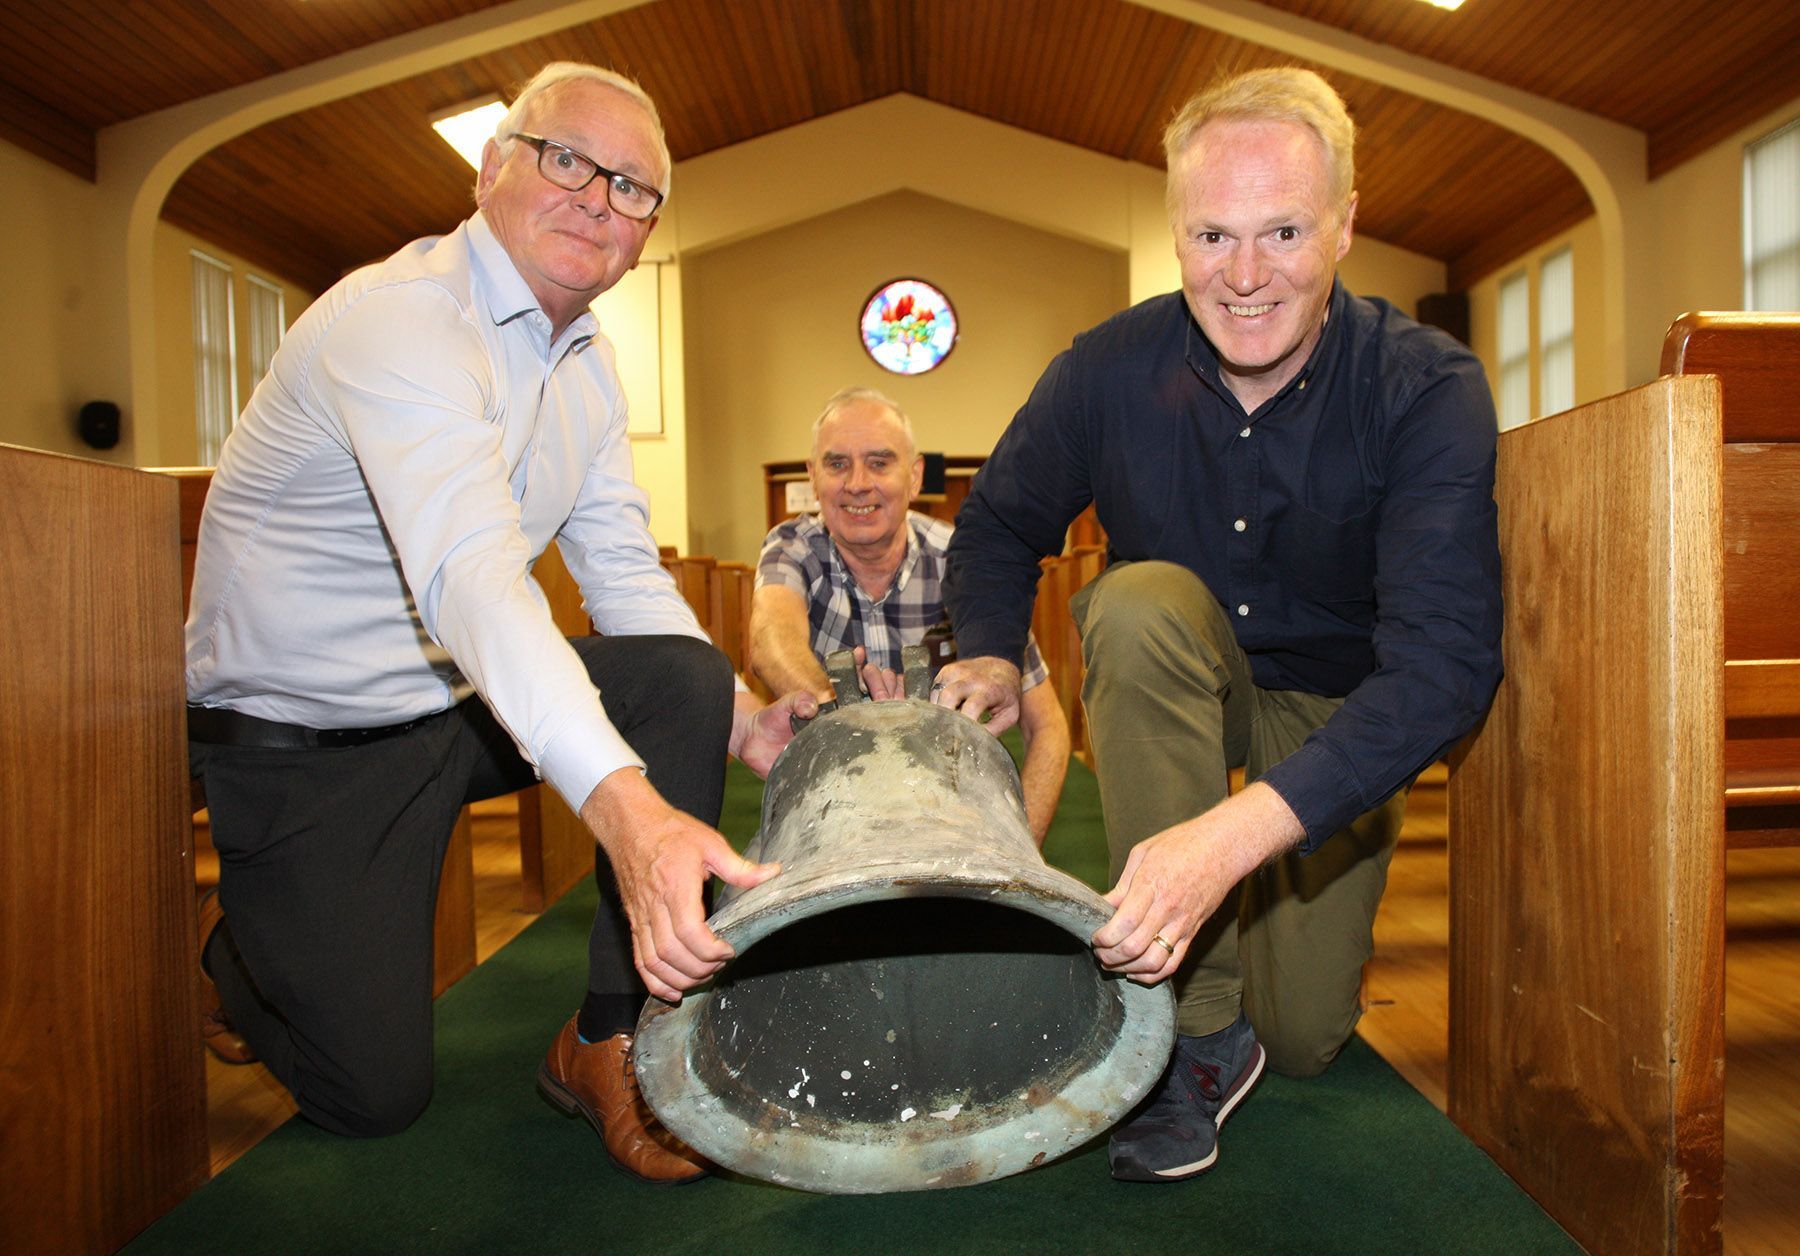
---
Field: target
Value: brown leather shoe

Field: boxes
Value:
[538,1014,709,1184]
[197,889,257,1065]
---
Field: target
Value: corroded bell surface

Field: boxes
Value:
[634,653,1174,1194]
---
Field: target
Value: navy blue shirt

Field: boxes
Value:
[946,282,1503,851]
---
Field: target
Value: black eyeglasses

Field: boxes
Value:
[510,132,664,220]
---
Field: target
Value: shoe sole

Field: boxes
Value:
[536,1064,708,1187]
[1147,1040,1267,1179]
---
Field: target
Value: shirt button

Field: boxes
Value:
[1239,426,1251,438]
[1297,379,1307,390]
[1233,518,1247,532]
[1237,603,1249,617]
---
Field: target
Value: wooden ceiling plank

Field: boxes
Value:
[631,0,741,152]
[3,0,1760,297]
[1088,1,1162,151]
[9,2,168,125]
[758,0,832,128]
[85,2,260,109]
[0,76,95,179]
[1050,0,1114,143]
[1649,62,1800,178]
[1118,19,1203,162]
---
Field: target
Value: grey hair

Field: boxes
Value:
[491,61,671,196]
[1162,66,1356,222]
[810,387,916,457]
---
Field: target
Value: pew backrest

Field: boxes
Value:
[1662,312,1800,842]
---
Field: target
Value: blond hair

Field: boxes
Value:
[1162,67,1355,220]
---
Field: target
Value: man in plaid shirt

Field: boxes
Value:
[751,387,1070,843]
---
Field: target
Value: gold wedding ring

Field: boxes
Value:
[1152,933,1176,955]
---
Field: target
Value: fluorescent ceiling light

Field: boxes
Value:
[1417,0,1466,9]
[431,96,509,169]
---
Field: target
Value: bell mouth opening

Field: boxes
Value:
[690,895,1126,1133]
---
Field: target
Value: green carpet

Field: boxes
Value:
[132,750,1573,1254]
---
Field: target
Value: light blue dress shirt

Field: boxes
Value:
[187,211,707,812]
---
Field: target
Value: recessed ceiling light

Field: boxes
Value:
[430,96,509,170]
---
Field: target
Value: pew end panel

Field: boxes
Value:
[1447,377,1726,1254]
[2,445,209,1252]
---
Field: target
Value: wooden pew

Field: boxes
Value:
[1032,544,1106,760]
[1662,312,1800,847]
[2,445,208,1252]
[660,553,716,623]
[1446,331,1795,1249]
[521,548,761,911]
[1449,317,1800,1251]
[656,552,757,684]
[708,561,756,681]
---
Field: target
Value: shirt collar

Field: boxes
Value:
[467,210,598,344]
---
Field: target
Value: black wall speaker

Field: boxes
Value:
[1416,291,1471,347]
[77,400,122,450]
[920,451,946,496]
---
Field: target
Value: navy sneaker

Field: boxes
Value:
[1109,1012,1266,1182]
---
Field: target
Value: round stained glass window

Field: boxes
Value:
[859,278,958,376]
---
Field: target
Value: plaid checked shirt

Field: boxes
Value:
[756,511,1049,689]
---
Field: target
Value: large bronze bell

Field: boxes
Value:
[634,648,1175,1193]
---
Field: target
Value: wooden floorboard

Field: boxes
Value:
[192,771,1800,1252]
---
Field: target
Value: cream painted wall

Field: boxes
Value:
[0,140,313,465]
[1639,93,1800,348]
[1340,232,1448,321]
[1470,90,1800,407]
[594,257,690,553]
[682,190,1129,564]
[0,142,113,461]
[152,222,314,467]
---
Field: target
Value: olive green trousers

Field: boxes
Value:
[1071,560,1403,1077]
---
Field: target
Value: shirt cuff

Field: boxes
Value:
[536,696,646,817]
[1256,740,1367,855]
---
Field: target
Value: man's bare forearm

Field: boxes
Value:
[748,586,834,701]
[1018,681,1071,845]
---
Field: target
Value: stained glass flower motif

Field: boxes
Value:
[860,279,958,375]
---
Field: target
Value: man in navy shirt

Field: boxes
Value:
[937,67,1503,1183]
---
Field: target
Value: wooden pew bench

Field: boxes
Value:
[1447,312,1800,1253]
[522,546,758,911]
[1031,544,1105,761]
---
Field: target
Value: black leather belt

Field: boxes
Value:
[186,704,446,749]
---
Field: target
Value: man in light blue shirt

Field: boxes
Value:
[187,62,811,1183]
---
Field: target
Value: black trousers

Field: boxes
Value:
[192,634,734,1137]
